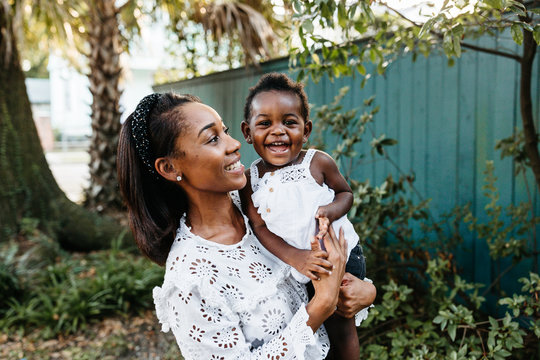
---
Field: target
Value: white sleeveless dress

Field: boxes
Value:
[250,149,359,284]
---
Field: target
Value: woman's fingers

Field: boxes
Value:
[311,257,333,270]
[339,227,346,256]
[309,265,332,276]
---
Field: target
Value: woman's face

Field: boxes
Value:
[170,102,246,193]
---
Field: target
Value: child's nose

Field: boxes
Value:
[271,124,285,135]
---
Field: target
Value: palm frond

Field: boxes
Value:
[196,2,277,64]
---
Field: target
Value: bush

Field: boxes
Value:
[309,88,540,359]
[0,224,164,338]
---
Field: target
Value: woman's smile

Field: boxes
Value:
[225,158,244,173]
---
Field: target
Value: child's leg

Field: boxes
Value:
[324,313,359,360]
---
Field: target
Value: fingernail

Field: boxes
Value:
[328,271,332,275]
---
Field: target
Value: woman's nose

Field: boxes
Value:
[227,135,241,153]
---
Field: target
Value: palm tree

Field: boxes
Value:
[81,0,129,212]
[82,0,283,212]
[0,1,124,248]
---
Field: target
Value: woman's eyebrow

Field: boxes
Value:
[198,122,215,137]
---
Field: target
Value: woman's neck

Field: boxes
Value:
[185,192,245,245]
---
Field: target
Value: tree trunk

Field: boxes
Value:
[0,4,128,249]
[84,0,124,212]
[520,27,540,193]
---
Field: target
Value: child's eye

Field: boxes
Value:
[257,120,270,127]
[284,119,298,126]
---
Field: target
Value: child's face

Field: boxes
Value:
[242,90,312,168]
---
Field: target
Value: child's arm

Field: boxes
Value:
[310,151,354,239]
[239,171,333,281]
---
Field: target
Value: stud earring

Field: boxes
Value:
[176,175,182,181]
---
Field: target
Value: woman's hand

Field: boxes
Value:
[335,273,377,318]
[305,226,347,332]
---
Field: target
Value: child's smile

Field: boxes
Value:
[242,90,312,170]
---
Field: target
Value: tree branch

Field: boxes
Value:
[379,1,523,62]
[460,41,522,62]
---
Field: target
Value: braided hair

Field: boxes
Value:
[117,92,201,265]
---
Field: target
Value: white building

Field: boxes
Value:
[46,18,168,149]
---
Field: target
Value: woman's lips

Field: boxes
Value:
[225,160,244,173]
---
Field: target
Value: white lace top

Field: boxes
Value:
[250,149,359,284]
[153,195,330,359]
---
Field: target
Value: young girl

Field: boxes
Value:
[239,73,373,359]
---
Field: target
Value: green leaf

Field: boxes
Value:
[302,20,314,34]
[419,18,435,39]
[369,48,377,62]
[448,323,457,341]
[293,0,302,14]
[443,33,454,55]
[453,36,461,57]
[484,0,503,10]
[533,25,540,45]
[357,63,366,76]
[312,52,320,65]
[337,2,347,28]
[511,24,523,45]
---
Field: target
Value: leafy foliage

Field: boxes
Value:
[290,0,539,82]
[0,222,164,338]
[308,90,540,359]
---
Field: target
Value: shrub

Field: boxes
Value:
[0,227,164,338]
[309,88,540,359]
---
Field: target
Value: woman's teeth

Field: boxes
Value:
[225,160,242,171]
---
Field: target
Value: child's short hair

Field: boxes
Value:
[243,72,309,123]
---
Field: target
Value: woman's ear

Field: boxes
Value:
[241,121,252,144]
[303,120,313,143]
[155,157,180,182]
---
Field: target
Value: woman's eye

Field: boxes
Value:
[224,127,230,135]
[209,136,219,143]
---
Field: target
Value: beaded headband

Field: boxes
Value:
[130,93,161,178]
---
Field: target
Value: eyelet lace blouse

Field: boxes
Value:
[153,193,330,359]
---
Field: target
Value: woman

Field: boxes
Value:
[117,93,374,359]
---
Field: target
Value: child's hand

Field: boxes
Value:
[291,241,333,281]
[315,207,330,240]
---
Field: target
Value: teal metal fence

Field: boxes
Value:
[153,36,540,308]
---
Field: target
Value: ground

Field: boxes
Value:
[0,311,182,360]
[45,150,89,203]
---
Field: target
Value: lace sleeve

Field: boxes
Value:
[153,283,320,360]
[354,277,374,327]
